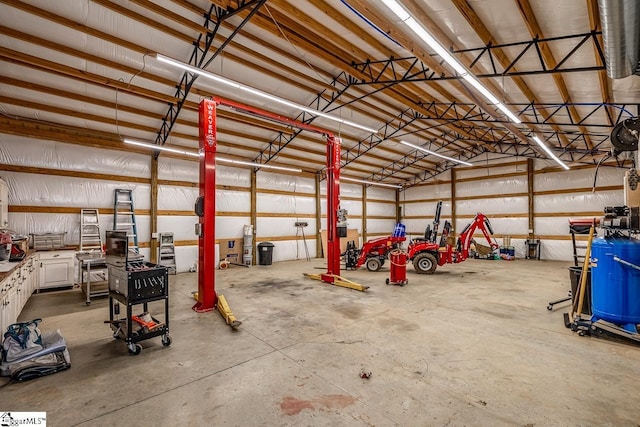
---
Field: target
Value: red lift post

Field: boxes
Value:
[193,97,357,318]
[322,135,341,283]
[193,98,217,313]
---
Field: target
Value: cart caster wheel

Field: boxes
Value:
[128,344,142,355]
[162,335,172,347]
[385,278,390,285]
[547,305,553,311]
[578,330,585,337]
[86,302,91,306]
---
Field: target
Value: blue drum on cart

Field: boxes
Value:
[591,237,640,332]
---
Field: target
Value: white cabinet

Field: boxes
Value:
[38,250,75,290]
[1,272,17,334]
[0,178,8,229]
[27,256,38,297]
[0,254,38,334]
[17,263,30,312]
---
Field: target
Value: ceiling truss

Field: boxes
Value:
[349,31,605,85]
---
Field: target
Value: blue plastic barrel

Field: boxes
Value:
[591,237,640,332]
[392,223,406,238]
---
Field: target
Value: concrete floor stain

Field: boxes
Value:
[280,395,357,415]
[336,305,362,319]
[250,280,301,294]
[279,396,315,415]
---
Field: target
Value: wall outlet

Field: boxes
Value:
[151,232,158,239]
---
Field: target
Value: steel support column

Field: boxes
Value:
[322,136,342,281]
[193,99,217,313]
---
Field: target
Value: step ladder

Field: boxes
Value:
[113,189,139,253]
[158,232,176,274]
[79,208,103,252]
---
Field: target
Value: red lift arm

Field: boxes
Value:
[193,97,343,312]
[445,213,499,264]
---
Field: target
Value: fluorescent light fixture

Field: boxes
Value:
[216,157,302,172]
[124,138,200,157]
[155,54,379,134]
[124,138,302,172]
[378,0,521,124]
[399,140,473,166]
[341,176,402,188]
[531,136,570,170]
[379,0,411,20]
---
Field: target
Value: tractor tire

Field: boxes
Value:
[366,257,382,272]
[413,252,437,274]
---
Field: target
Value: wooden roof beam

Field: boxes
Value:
[1,0,443,172]
[393,0,546,150]
[339,0,511,151]
[174,0,483,156]
[95,0,417,134]
[451,0,572,148]
[515,0,594,149]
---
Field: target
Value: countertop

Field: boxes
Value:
[0,250,37,282]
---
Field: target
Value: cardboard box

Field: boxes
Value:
[218,238,244,264]
[320,228,360,257]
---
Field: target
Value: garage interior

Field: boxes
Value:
[1,0,639,425]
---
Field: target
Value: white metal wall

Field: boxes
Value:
[256,171,316,263]
[3,134,627,266]
[402,157,625,261]
[534,159,624,260]
[0,135,401,270]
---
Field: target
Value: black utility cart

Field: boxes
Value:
[105,231,171,355]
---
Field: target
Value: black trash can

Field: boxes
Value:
[569,266,592,315]
[258,242,275,266]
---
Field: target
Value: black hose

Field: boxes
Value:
[592,153,611,192]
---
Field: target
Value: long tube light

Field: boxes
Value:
[124,138,200,157]
[378,0,521,124]
[341,177,402,188]
[123,138,302,172]
[399,140,473,166]
[155,54,379,134]
[531,136,570,170]
[215,157,302,172]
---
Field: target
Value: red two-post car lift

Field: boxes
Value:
[193,98,367,329]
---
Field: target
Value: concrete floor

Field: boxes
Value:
[2,258,640,426]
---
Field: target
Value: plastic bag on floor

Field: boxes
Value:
[2,319,44,363]
[0,330,71,381]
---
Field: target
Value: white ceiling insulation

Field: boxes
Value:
[0,0,637,188]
